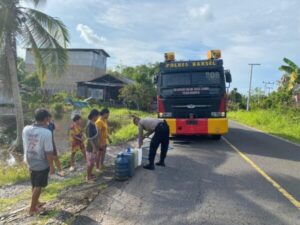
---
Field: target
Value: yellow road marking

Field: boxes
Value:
[222,137,300,210]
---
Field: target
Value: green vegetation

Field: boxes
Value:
[0,174,85,213]
[82,107,154,144]
[228,58,300,144]
[0,107,153,187]
[228,109,300,144]
[0,190,30,212]
[0,163,29,186]
[41,174,85,201]
[110,63,159,111]
[1,0,69,151]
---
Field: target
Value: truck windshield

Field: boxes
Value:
[162,71,222,87]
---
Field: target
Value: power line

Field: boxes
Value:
[263,81,274,95]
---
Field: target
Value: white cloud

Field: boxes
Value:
[97,5,129,29]
[76,24,107,45]
[188,4,215,22]
[39,0,300,93]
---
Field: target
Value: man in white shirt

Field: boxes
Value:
[23,108,54,215]
[133,117,170,170]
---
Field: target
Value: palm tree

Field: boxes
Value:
[279,58,300,91]
[0,0,69,152]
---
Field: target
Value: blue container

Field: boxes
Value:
[123,148,135,177]
[115,153,130,181]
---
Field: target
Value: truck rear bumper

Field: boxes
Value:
[165,118,228,135]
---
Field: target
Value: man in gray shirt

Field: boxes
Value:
[23,109,54,215]
[133,117,170,170]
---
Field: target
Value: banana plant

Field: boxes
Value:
[279,58,300,91]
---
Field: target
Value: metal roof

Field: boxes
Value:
[77,74,135,85]
[26,48,110,57]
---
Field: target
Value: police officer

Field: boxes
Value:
[133,117,170,170]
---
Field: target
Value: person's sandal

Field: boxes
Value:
[57,171,65,177]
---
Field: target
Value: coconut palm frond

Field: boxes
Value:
[24,8,69,46]
[18,7,69,84]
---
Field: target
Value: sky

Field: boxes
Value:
[19,0,300,94]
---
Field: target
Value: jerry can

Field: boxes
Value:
[123,149,135,177]
[115,153,130,181]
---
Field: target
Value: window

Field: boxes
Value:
[162,71,221,87]
[192,72,221,85]
[162,73,190,87]
[88,88,104,100]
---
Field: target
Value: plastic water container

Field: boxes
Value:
[123,149,135,177]
[136,148,143,166]
[115,153,130,181]
[131,148,139,168]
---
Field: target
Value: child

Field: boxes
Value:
[47,116,65,177]
[69,115,86,171]
[86,109,100,182]
[95,108,111,171]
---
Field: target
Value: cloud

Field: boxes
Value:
[188,4,215,22]
[31,0,300,94]
[76,24,107,45]
[96,5,129,29]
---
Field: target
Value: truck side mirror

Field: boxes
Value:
[153,74,158,84]
[225,70,232,83]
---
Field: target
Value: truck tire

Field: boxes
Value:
[212,135,221,140]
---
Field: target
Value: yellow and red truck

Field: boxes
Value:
[156,50,232,140]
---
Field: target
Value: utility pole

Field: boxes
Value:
[263,81,274,95]
[247,63,261,111]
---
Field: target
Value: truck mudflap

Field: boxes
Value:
[165,118,228,135]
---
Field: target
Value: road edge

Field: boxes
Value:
[229,120,300,148]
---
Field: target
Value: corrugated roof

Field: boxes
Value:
[26,48,110,57]
[77,74,135,85]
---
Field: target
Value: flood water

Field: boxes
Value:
[0,113,73,166]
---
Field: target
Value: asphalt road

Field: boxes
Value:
[74,121,300,225]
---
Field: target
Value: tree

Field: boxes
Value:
[0,0,69,151]
[119,83,156,111]
[279,58,300,91]
[228,88,246,110]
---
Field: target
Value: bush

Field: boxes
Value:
[53,103,64,115]
[228,109,300,144]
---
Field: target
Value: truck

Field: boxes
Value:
[155,50,232,140]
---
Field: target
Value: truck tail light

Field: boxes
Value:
[219,94,226,112]
[157,96,165,113]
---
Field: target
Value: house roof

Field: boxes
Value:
[77,74,135,86]
[26,48,110,57]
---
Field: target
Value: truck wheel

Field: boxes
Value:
[212,135,221,140]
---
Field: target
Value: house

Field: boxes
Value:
[77,74,134,102]
[293,84,300,107]
[25,48,110,94]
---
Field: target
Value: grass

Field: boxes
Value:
[228,109,300,144]
[0,163,29,186]
[0,174,86,213]
[41,174,85,201]
[0,107,154,187]
[82,106,155,144]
